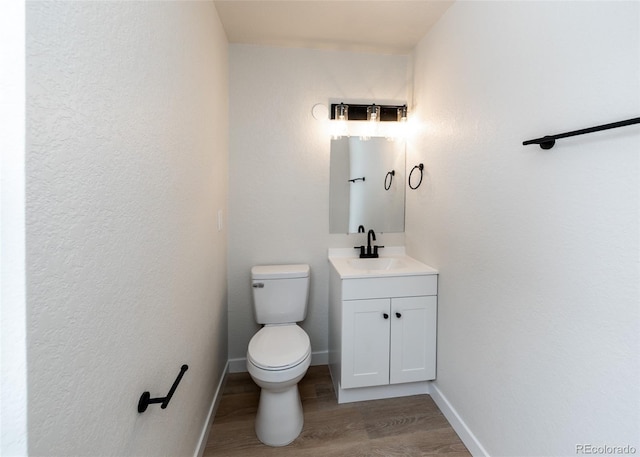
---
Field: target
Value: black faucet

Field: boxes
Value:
[354,229,384,258]
[367,229,376,252]
[358,225,365,233]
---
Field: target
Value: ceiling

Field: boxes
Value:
[213,1,454,54]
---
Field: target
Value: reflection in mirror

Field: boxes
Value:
[329,137,405,234]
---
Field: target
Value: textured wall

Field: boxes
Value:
[227,45,409,362]
[0,0,27,455]
[407,2,639,455]
[26,2,228,456]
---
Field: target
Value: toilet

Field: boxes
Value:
[246,264,312,447]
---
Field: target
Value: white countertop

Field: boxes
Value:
[328,247,438,279]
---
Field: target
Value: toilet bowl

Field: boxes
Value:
[247,324,311,446]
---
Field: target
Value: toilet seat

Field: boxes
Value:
[248,325,311,371]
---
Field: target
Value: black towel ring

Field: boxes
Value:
[384,170,395,190]
[408,163,424,190]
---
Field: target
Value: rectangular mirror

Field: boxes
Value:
[329,137,406,233]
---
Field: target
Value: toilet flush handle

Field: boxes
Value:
[253,283,264,288]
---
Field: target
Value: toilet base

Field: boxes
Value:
[255,384,304,446]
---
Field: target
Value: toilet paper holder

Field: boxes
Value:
[138,364,188,413]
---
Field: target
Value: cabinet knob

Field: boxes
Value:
[395,312,402,318]
[383,313,389,319]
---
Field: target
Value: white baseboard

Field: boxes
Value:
[429,382,489,457]
[194,361,229,457]
[228,350,329,373]
[228,357,246,373]
[311,350,329,366]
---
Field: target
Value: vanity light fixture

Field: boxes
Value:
[329,102,409,139]
[335,103,348,121]
[398,105,408,122]
[367,104,380,122]
[330,103,407,122]
[332,102,349,139]
[362,104,380,140]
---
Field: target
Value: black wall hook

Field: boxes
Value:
[409,164,424,190]
[138,364,188,413]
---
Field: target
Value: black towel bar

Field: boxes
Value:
[523,117,640,149]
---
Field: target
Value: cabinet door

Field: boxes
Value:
[341,298,390,389]
[390,296,437,384]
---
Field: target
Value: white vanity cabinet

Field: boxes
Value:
[328,253,438,403]
[342,295,437,388]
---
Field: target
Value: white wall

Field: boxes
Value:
[407,2,639,456]
[1,0,27,455]
[227,45,409,363]
[25,2,228,456]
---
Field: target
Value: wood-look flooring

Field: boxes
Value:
[204,365,471,456]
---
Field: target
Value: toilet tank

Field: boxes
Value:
[251,264,310,324]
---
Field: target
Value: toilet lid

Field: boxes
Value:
[248,325,311,371]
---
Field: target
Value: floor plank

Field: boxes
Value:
[205,365,471,456]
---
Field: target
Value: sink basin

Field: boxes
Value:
[328,247,438,279]
[348,257,407,271]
